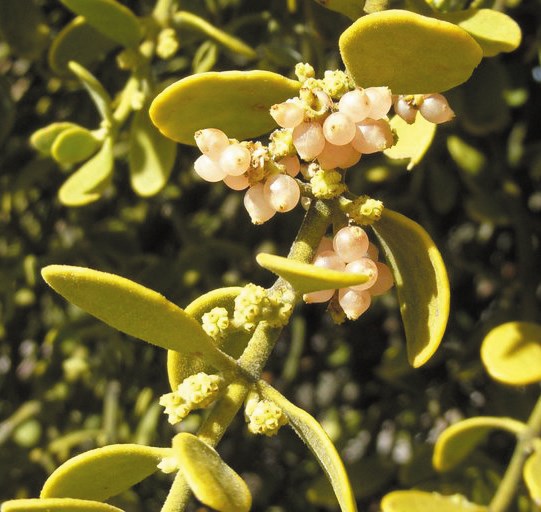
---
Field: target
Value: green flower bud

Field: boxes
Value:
[322,70,355,99]
[156,28,179,60]
[177,372,224,409]
[295,62,315,83]
[268,129,294,160]
[202,307,230,339]
[246,398,288,436]
[346,195,384,225]
[310,169,346,199]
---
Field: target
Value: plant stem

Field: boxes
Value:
[160,470,191,512]
[489,394,541,512]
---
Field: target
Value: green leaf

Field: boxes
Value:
[311,0,365,20]
[168,287,251,390]
[371,209,450,367]
[41,444,169,501]
[381,490,488,512]
[41,265,235,372]
[51,126,101,165]
[60,0,142,48]
[433,416,526,472]
[384,114,436,170]
[192,40,219,74]
[31,122,79,156]
[0,498,124,512]
[129,106,177,197]
[149,70,300,146]
[259,381,358,512]
[339,10,482,94]
[480,321,541,386]
[256,253,371,294]
[58,137,114,206]
[438,8,521,57]
[524,443,541,505]
[173,433,252,512]
[48,17,117,75]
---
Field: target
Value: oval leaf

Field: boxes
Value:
[31,122,79,156]
[481,321,541,386]
[168,287,250,390]
[60,0,141,48]
[51,126,101,165]
[41,444,169,501]
[149,70,300,146]
[433,416,526,472]
[384,114,436,170]
[1,498,124,512]
[259,381,358,512]
[256,252,371,294]
[173,433,251,512]
[438,9,521,57]
[129,105,177,197]
[381,490,487,512]
[58,137,114,206]
[371,209,450,367]
[339,10,482,94]
[41,265,235,372]
[524,444,541,505]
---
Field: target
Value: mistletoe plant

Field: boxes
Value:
[1,0,530,511]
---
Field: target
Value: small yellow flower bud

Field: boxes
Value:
[295,63,315,83]
[156,28,179,60]
[310,169,347,199]
[177,372,224,409]
[202,307,230,339]
[246,399,288,437]
[346,195,384,225]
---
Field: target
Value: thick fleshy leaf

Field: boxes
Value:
[48,17,117,75]
[31,123,79,156]
[480,321,541,386]
[58,137,114,206]
[168,287,250,390]
[433,417,525,472]
[371,209,450,367]
[173,433,251,512]
[339,10,482,94]
[129,106,177,197]
[438,9,521,57]
[384,114,436,170]
[259,381,358,512]
[149,71,300,146]
[41,444,170,501]
[60,0,142,48]
[311,0,364,20]
[51,126,101,165]
[524,444,541,505]
[0,498,123,512]
[41,265,235,372]
[256,253,370,294]
[381,490,487,512]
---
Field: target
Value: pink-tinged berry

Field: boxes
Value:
[393,96,417,124]
[220,143,251,176]
[346,258,378,291]
[270,101,305,129]
[244,183,276,224]
[419,93,455,124]
[369,262,394,295]
[322,112,357,146]
[365,242,379,261]
[352,119,393,154]
[263,174,300,213]
[333,226,369,263]
[365,86,392,120]
[338,287,371,320]
[223,173,250,190]
[293,122,326,160]
[314,249,346,272]
[316,236,334,255]
[194,128,229,159]
[318,141,361,170]
[338,89,371,122]
[194,155,227,182]
[279,155,301,177]
[303,288,336,304]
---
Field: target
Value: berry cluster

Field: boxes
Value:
[304,226,394,320]
[393,93,454,125]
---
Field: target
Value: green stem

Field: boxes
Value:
[160,470,191,512]
[489,394,541,512]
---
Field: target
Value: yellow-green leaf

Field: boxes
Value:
[51,126,101,165]
[41,444,170,501]
[256,253,371,294]
[433,416,526,472]
[0,498,124,512]
[524,443,541,505]
[31,122,79,156]
[381,490,487,512]
[438,9,521,57]
[371,209,450,367]
[173,433,251,512]
[58,137,114,206]
[339,10,482,94]
[41,265,235,372]
[311,0,365,20]
[168,287,250,390]
[259,380,358,512]
[384,114,437,170]
[60,0,142,48]
[48,17,117,75]
[480,321,541,386]
[68,62,112,122]
[149,71,300,146]
[129,105,177,197]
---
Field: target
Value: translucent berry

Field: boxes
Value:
[263,174,300,212]
[316,236,334,255]
[303,288,336,304]
[365,242,379,261]
[419,94,455,124]
[333,226,369,263]
[365,87,392,119]
[338,288,371,320]
[293,121,326,160]
[223,173,250,190]
[352,119,393,154]
[393,96,417,124]
[346,258,378,291]
[338,89,371,122]
[194,155,227,182]
[314,249,345,272]
[194,128,229,159]
[279,155,301,177]
[220,143,251,176]
[244,183,276,224]
[322,112,356,146]
[369,262,394,296]
[270,101,305,129]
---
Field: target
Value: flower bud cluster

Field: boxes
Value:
[303,226,394,320]
[201,306,230,339]
[159,372,224,425]
[245,392,288,437]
